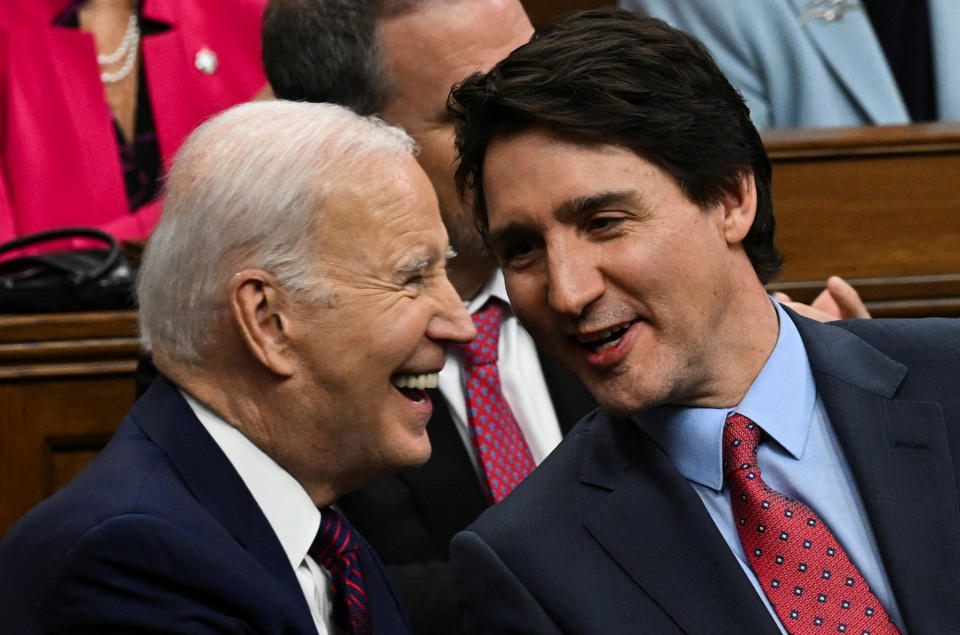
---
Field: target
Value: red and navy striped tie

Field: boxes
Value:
[310,509,370,635]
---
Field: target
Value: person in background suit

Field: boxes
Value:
[261,2,869,632]
[262,2,598,632]
[448,9,960,634]
[0,0,270,243]
[618,0,960,128]
[0,100,475,634]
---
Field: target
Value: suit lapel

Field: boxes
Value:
[579,414,780,634]
[354,531,413,634]
[793,314,960,633]
[399,389,489,551]
[131,378,317,633]
[787,0,908,123]
[537,347,598,435]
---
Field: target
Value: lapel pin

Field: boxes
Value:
[195,48,218,74]
[798,0,862,25]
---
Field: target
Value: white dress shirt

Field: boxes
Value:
[438,271,564,474]
[181,390,331,635]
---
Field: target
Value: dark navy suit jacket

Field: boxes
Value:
[0,377,411,634]
[451,311,960,634]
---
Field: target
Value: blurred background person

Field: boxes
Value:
[0,0,268,243]
[619,0,960,129]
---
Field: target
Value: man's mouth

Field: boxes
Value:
[390,372,439,402]
[576,320,638,353]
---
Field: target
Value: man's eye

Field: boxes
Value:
[501,241,534,262]
[587,216,624,231]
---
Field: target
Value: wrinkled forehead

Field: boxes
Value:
[318,154,444,243]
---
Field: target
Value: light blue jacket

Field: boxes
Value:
[619,0,960,128]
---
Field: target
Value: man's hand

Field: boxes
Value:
[773,276,871,322]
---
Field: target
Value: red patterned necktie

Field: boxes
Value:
[452,298,536,503]
[309,509,370,635]
[723,413,900,635]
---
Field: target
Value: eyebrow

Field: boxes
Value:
[487,189,638,248]
[396,255,434,275]
[554,189,637,223]
[395,246,456,275]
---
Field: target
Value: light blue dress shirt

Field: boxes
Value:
[634,301,905,633]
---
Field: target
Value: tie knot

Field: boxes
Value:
[722,412,762,480]
[310,508,359,567]
[452,298,506,368]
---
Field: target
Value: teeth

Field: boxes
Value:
[594,338,621,352]
[578,323,630,344]
[391,372,439,390]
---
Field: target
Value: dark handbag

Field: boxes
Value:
[0,227,136,313]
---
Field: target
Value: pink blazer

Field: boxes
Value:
[0,0,267,242]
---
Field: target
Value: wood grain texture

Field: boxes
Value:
[0,312,138,537]
[765,123,960,317]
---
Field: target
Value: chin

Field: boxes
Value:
[395,437,433,470]
[590,380,667,417]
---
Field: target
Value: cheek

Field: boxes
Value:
[505,275,551,329]
[416,133,457,192]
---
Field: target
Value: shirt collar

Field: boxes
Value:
[634,300,817,491]
[465,270,511,315]
[181,390,320,570]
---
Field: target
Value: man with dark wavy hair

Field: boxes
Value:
[448,9,960,634]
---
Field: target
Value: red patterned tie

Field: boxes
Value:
[452,299,536,503]
[310,509,370,635]
[723,413,900,635]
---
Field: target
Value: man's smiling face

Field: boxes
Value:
[482,127,752,414]
[288,154,475,479]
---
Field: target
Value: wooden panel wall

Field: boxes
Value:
[765,123,960,317]
[0,312,138,537]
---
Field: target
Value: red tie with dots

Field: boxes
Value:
[452,299,536,503]
[723,413,900,635]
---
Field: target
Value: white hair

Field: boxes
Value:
[137,100,416,364]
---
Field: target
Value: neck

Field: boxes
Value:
[709,283,781,409]
[81,0,137,12]
[448,249,498,301]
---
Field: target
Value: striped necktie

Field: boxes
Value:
[310,508,370,635]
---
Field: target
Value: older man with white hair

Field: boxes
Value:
[0,100,475,634]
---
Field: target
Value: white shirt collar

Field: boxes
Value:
[465,269,511,314]
[180,390,320,571]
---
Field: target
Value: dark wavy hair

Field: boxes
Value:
[451,8,782,283]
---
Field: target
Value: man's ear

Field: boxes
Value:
[719,170,757,245]
[229,269,297,377]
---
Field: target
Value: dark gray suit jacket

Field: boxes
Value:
[451,312,960,634]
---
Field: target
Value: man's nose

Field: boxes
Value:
[429,274,477,344]
[545,243,604,317]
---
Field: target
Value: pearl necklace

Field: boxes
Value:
[98,13,140,84]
